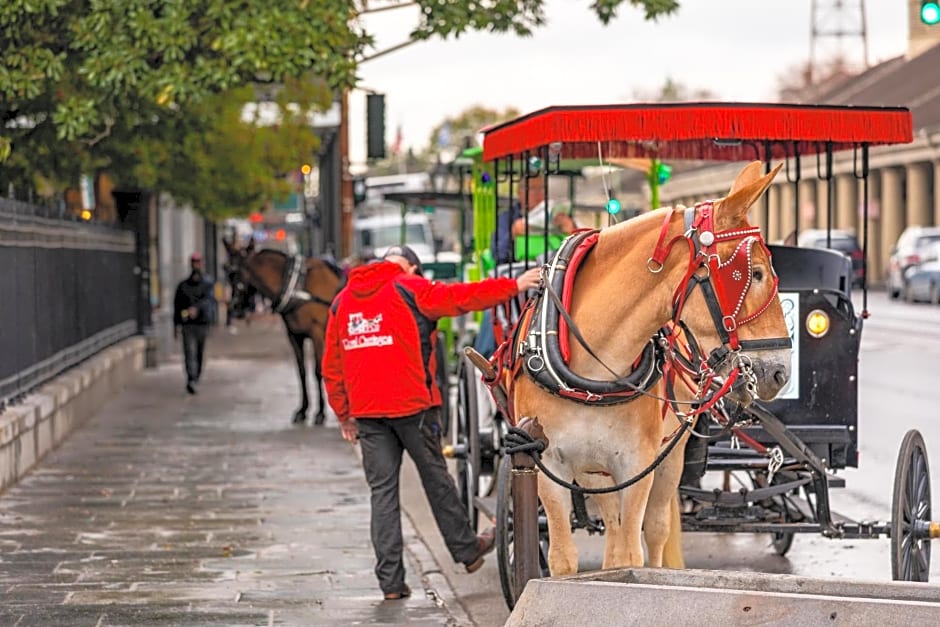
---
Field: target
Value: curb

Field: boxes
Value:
[403,509,475,627]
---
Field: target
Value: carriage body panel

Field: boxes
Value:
[705,245,862,470]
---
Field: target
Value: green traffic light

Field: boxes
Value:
[606,198,621,215]
[923,1,940,25]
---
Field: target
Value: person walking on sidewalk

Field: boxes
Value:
[173,252,216,394]
[323,244,541,601]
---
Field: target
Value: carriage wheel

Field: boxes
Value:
[496,455,550,610]
[891,429,932,582]
[455,354,482,529]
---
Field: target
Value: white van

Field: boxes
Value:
[353,208,435,263]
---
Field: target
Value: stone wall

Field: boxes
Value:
[0,337,146,494]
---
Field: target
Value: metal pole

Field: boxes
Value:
[512,416,545,600]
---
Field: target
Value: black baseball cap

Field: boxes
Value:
[383,245,423,275]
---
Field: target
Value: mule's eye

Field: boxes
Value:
[752,268,764,282]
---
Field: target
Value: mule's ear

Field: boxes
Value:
[716,162,783,230]
[246,237,256,253]
[728,161,764,196]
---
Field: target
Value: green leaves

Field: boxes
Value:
[1,0,680,217]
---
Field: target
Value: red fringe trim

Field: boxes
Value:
[482,103,912,162]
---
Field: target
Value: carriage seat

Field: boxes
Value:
[768,245,854,297]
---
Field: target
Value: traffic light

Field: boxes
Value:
[922,1,940,25]
[366,94,386,160]
[656,162,673,185]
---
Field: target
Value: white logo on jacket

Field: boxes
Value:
[344,312,393,351]
[348,312,383,336]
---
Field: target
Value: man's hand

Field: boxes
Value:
[515,267,542,293]
[340,419,359,443]
[187,306,199,319]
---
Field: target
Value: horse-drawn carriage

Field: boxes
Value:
[446,102,939,609]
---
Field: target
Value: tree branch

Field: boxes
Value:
[357,1,417,15]
[358,38,419,63]
[82,119,114,146]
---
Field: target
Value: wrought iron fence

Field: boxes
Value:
[0,198,139,408]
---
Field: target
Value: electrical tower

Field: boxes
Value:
[810,0,870,82]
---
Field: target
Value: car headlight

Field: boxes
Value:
[806,309,830,338]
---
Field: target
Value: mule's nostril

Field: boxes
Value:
[773,370,787,386]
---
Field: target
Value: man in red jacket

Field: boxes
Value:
[323,244,541,600]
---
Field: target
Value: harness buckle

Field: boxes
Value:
[722,315,737,332]
[646,257,664,273]
[583,391,603,402]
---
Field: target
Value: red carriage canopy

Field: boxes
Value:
[481,102,913,163]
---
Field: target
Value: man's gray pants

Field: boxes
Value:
[181,325,208,383]
[357,409,479,594]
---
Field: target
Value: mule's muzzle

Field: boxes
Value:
[751,355,791,401]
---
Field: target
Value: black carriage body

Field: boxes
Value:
[708,245,861,470]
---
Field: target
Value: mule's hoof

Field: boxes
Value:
[291,413,307,425]
[313,413,326,426]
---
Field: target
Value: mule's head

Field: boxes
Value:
[673,161,791,404]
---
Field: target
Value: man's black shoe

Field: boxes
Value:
[186,381,197,395]
[464,527,496,573]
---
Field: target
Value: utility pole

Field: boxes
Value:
[339,90,354,259]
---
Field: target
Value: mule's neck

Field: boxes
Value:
[566,210,688,379]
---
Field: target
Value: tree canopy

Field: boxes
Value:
[0,0,679,217]
[428,105,522,153]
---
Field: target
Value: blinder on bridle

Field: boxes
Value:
[649,201,791,381]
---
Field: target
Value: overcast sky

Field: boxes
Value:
[348,0,910,166]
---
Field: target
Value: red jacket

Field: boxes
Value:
[323,261,519,422]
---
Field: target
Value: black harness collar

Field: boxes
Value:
[273,255,340,314]
[520,231,663,406]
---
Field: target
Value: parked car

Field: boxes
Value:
[886,225,940,299]
[903,242,940,304]
[796,229,864,287]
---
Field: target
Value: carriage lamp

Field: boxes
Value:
[806,309,830,338]
[606,198,622,215]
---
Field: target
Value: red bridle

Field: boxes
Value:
[649,201,784,351]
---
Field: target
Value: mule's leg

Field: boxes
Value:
[538,472,579,576]
[643,432,688,568]
[575,474,623,569]
[286,329,309,424]
[662,492,685,569]
[310,332,326,425]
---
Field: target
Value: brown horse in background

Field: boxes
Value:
[223,239,344,425]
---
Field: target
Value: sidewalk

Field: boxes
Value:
[0,317,472,626]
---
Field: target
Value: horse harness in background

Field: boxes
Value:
[272,254,345,315]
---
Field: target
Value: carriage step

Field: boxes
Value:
[703,456,847,488]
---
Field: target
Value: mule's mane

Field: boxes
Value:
[592,207,675,265]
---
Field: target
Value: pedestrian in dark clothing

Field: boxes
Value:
[323,244,541,600]
[173,252,215,394]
